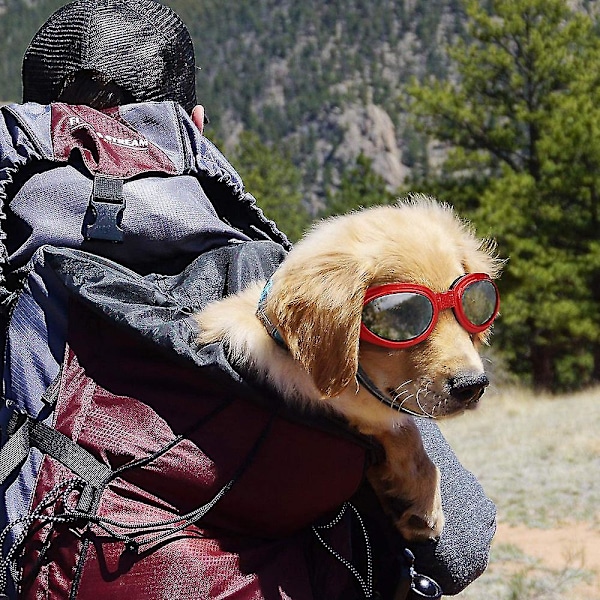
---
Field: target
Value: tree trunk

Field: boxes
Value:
[593,344,600,384]
[531,344,555,391]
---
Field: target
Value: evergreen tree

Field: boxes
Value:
[230,130,310,242]
[404,0,600,391]
[323,153,396,217]
[0,0,66,101]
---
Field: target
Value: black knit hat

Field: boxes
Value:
[22,0,197,113]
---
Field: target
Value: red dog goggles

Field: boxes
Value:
[360,273,499,349]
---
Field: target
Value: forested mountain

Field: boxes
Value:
[0,0,464,207]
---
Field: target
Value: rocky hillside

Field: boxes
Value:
[0,0,465,207]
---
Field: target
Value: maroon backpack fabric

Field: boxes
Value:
[1,101,372,599]
[14,298,367,599]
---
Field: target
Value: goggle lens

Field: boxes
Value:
[461,279,497,327]
[362,292,433,343]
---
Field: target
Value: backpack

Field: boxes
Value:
[0,101,390,599]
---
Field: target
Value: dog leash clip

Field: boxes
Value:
[403,548,443,599]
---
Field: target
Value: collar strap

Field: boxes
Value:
[256,279,287,348]
[356,365,435,419]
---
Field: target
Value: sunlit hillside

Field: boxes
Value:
[0,0,463,206]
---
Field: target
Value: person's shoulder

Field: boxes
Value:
[118,100,187,125]
[1,101,53,125]
[0,102,53,157]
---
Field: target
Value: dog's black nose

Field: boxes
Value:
[449,373,489,404]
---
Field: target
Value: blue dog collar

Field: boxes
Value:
[256,278,287,348]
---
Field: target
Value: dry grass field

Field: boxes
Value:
[438,386,600,599]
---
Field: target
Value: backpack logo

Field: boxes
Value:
[52,104,178,178]
[67,115,150,150]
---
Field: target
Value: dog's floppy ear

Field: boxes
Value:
[264,261,368,399]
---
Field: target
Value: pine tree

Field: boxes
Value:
[405,0,600,390]
[322,153,396,217]
[230,131,310,242]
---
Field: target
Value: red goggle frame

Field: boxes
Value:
[360,273,500,349]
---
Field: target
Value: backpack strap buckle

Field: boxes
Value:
[84,175,125,242]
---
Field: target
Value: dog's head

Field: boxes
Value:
[261,196,503,418]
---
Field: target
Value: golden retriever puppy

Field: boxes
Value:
[195,195,503,541]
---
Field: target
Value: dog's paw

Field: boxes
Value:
[395,488,445,542]
[365,424,445,542]
[383,464,444,542]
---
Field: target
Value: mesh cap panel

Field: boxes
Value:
[22,0,197,113]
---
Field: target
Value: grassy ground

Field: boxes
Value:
[437,386,600,599]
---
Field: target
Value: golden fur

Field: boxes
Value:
[195,195,502,541]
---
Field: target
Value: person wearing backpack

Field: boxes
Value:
[0,1,496,599]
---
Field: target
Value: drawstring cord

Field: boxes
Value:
[0,477,84,596]
[0,409,277,596]
[311,502,443,600]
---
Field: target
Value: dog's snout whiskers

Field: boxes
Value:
[390,379,438,419]
[387,372,492,418]
[389,381,420,416]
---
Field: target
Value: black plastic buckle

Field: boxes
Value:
[84,175,125,242]
[4,400,29,437]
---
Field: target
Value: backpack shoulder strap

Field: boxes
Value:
[0,104,51,318]
[0,407,112,513]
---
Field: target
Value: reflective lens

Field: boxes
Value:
[460,279,498,327]
[362,292,434,342]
